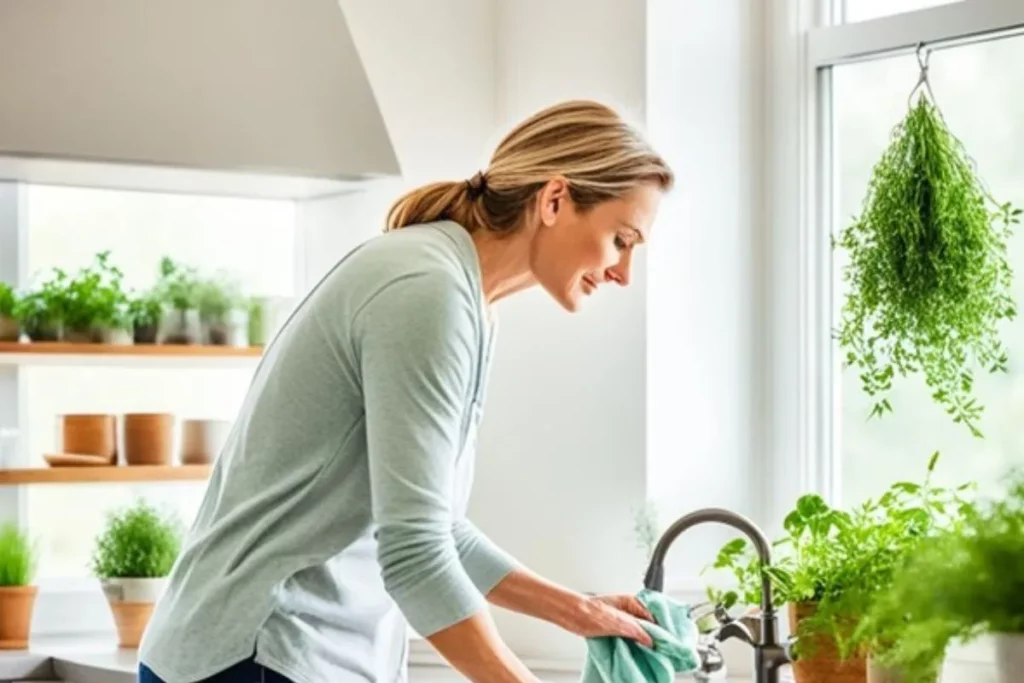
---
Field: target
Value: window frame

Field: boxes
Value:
[770,0,1024,533]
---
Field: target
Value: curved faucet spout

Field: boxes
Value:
[643,507,788,683]
[642,507,775,620]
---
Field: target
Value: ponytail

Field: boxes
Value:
[384,100,673,234]
[385,181,466,232]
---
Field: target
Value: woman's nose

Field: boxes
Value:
[606,251,633,287]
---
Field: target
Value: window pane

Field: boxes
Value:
[833,35,1024,505]
[22,187,295,579]
[841,0,961,23]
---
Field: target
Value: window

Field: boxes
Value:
[839,0,962,23]
[21,185,296,581]
[806,1,1024,507]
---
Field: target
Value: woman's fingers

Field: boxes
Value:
[622,597,654,622]
[628,618,654,648]
[596,594,654,622]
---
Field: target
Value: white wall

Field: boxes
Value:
[475,0,651,664]
[645,0,766,583]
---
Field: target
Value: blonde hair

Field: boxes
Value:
[385,100,673,233]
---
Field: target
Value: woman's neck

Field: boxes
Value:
[471,229,537,305]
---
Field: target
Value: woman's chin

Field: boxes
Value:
[537,278,587,312]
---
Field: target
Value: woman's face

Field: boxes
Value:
[528,180,662,312]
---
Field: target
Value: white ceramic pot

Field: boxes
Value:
[994,633,1024,683]
[180,419,232,464]
[100,577,168,649]
[941,635,998,683]
[100,576,167,604]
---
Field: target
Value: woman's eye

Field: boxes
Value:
[614,235,628,251]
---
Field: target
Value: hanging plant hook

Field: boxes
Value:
[916,41,931,71]
[908,41,938,109]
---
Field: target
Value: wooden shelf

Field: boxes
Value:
[0,342,263,367]
[0,465,212,485]
[0,342,262,357]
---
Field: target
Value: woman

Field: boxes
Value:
[139,99,674,683]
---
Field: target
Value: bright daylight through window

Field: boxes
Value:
[833,32,1024,506]
[21,186,296,580]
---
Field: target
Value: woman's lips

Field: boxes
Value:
[581,275,597,294]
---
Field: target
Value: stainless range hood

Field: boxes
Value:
[0,0,401,199]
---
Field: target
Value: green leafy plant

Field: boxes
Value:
[0,524,36,587]
[14,271,68,339]
[836,92,1018,438]
[196,275,243,323]
[154,257,199,312]
[247,297,267,346]
[58,251,129,335]
[861,471,1024,678]
[705,454,973,660]
[91,500,183,579]
[0,282,16,318]
[127,291,164,329]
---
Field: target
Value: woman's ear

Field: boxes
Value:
[538,177,569,227]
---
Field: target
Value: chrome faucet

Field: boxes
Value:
[642,508,792,683]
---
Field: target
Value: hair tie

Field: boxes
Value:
[465,171,487,199]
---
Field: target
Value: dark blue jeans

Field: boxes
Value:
[138,656,294,683]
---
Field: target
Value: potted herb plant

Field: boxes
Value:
[60,252,129,344]
[91,500,182,648]
[0,282,19,342]
[247,296,267,346]
[154,257,200,345]
[706,455,971,683]
[15,273,66,342]
[864,471,1024,683]
[127,291,163,345]
[0,523,37,650]
[196,275,247,346]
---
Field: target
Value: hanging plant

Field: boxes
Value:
[836,45,1019,438]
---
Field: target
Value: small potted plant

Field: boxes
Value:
[0,282,19,342]
[154,257,200,345]
[247,296,267,346]
[127,291,163,345]
[60,252,128,344]
[705,454,972,683]
[196,275,247,346]
[15,273,66,342]
[866,471,1024,683]
[0,523,37,650]
[91,500,182,648]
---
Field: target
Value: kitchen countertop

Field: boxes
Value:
[0,638,756,682]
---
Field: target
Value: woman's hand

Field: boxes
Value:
[562,594,654,648]
[485,569,655,648]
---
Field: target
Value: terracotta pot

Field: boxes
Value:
[0,315,19,342]
[64,326,105,344]
[0,586,37,649]
[122,413,174,466]
[101,578,167,648]
[789,602,866,683]
[180,419,231,465]
[60,414,117,463]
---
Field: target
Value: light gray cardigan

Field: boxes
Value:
[140,221,518,683]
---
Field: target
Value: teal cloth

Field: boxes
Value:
[581,589,701,683]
